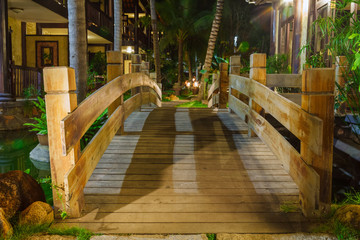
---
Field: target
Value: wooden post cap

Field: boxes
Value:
[250,53,267,68]
[302,68,335,93]
[230,56,241,66]
[43,67,76,92]
[107,51,122,64]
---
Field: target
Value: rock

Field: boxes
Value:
[19,201,54,226]
[0,170,46,219]
[169,95,179,101]
[30,144,50,171]
[0,208,13,239]
[334,204,360,230]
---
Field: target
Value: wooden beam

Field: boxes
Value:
[44,67,83,218]
[229,75,323,156]
[219,63,229,109]
[301,68,335,212]
[249,53,266,137]
[61,73,161,155]
[248,109,320,217]
[266,74,302,88]
[65,93,144,204]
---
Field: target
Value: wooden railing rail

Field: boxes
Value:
[266,74,302,105]
[228,53,335,217]
[44,52,161,217]
[207,62,229,108]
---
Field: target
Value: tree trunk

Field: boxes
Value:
[197,0,224,101]
[114,0,123,51]
[150,0,162,83]
[68,0,88,103]
[178,36,184,84]
[186,51,193,81]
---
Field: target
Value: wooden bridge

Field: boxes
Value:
[45,53,335,233]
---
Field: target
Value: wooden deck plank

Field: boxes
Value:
[69,107,305,234]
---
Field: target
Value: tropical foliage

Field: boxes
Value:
[23,97,47,135]
[313,0,360,140]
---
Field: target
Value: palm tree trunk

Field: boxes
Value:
[186,51,193,81]
[68,0,88,103]
[197,0,224,101]
[178,36,184,84]
[150,0,162,83]
[114,0,123,51]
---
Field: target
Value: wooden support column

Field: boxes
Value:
[228,56,241,105]
[131,54,141,96]
[107,51,124,135]
[249,53,267,137]
[0,0,12,101]
[219,63,229,109]
[44,67,83,217]
[335,56,348,115]
[134,0,139,54]
[301,68,335,212]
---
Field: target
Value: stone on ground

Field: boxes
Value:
[334,204,360,230]
[0,170,46,219]
[19,201,54,226]
[0,208,13,239]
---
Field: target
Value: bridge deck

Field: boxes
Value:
[61,107,308,233]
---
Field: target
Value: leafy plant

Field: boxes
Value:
[310,0,360,140]
[266,54,291,74]
[206,233,216,240]
[175,101,207,108]
[80,109,108,150]
[23,97,47,135]
[279,201,300,213]
[298,44,326,68]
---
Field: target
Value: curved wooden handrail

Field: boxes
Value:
[229,74,323,155]
[60,73,161,155]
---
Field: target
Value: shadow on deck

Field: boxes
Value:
[60,106,310,233]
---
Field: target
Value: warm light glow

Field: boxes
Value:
[192,77,196,82]
[126,46,134,54]
[186,81,191,88]
[193,82,199,88]
[282,0,293,4]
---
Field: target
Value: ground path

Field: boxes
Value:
[58,105,311,234]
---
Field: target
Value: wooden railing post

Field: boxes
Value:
[44,67,83,217]
[335,56,348,115]
[219,63,229,109]
[131,54,141,96]
[249,53,267,137]
[301,68,335,213]
[107,51,124,135]
[230,55,241,75]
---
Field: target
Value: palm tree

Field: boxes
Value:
[68,0,88,103]
[114,0,123,51]
[157,0,213,85]
[197,0,224,100]
[150,0,162,83]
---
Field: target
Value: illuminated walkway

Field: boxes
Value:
[62,107,307,233]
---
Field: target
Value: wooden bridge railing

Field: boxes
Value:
[266,73,302,105]
[229,53,335,217]
[207,63,229,108]
[44,51,161,217]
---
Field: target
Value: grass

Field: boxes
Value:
[311,189,360,240]
[175,101,207,108]
[0,225,95,240]
[206,233,216,240]
[279,201,300,213]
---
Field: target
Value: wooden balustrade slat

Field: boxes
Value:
[266,74,302,88]
[207,79,219,101]
[60,73,161,155]
[247,109,319,216]
[65,93,143,206]
[229,76,323,156]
